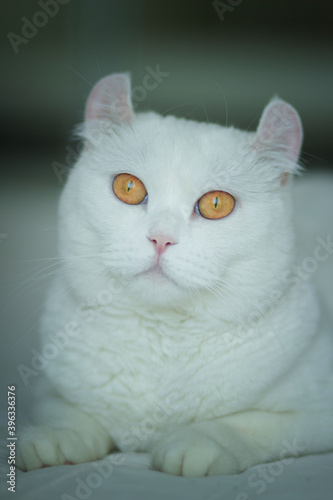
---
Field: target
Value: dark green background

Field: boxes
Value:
[1,0,333,176]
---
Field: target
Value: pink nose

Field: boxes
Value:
[148,234,177,256]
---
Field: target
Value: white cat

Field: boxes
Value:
[17,73,333,476]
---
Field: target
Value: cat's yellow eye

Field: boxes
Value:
[197,191,235,219]
[113,174,147,205]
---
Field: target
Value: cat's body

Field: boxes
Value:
[17,74,333,476]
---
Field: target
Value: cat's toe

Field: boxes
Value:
[17,428,66,471]
[17,426,111,471]
[151,428,237,477]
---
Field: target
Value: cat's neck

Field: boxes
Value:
[94,277,319,338]
[50,264,319,346]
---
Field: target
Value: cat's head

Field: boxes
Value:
[58,73,302,320]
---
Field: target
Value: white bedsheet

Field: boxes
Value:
[1,441,332,500]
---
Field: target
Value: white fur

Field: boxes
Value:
[17,75,333,475]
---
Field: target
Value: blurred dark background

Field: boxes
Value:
[1,0,333,174]
[0,0,333,417]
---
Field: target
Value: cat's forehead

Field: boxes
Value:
[135,112,249,156]
[123,113,253,185]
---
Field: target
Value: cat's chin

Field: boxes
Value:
[128,266,188,307]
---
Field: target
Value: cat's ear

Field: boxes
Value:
[253,98,303,178]
[84,73,133,125]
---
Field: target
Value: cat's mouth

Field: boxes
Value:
[144,263,168,278]
[137,263,177,285]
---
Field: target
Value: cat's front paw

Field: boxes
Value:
[17,426,112,471]
[151,427,239,477]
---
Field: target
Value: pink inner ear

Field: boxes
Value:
[85,74,132,125]
[254,100,303,164]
